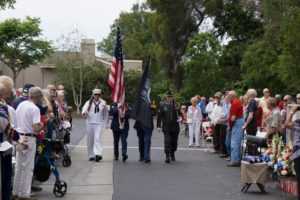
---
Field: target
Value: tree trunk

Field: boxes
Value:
[76,105,80,115]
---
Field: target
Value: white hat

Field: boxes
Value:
[92,88,101,95]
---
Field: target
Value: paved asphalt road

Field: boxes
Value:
[69,118,290,200]
[112,120,285,200]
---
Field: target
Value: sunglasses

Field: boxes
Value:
[283,99,288,102]
[264,91,270,93]
[94,94,100,96]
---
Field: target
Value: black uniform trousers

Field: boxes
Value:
[113,130,128,158]
[163,131,179,154]
[1,154,12,200]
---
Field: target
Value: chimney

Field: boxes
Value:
[81,39,95,65]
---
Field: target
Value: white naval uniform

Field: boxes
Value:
[187,105,202,146]
[82,98,109,159]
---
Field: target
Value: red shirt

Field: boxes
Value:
[229,98,243,128]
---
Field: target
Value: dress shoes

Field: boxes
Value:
[170,152,175,161]
[165,153,171,163]
[114,157,119,161]
[219,154,228,158]
[145,159,151,163]
[31,186,43,192]
[95,155,102,162]
[226,162,240,167]
[139,157,144,161]
[122,155,128,162]
[89,157,95,161]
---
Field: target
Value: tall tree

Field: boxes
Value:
[182,32,224,97]
[98,3,154,69]
[213,1,263,85]
[55,29,86,114]
[0,17,53,82]
[147,0,219,90]
[0,0,15,10]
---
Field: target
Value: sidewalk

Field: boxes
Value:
[36,129,114,200]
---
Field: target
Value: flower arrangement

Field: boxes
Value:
[263,134,295,176]
[263,133,281,167]
[275,141,294,176]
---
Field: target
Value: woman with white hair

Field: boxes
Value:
[0,76,21,200]
[187,97,202,147]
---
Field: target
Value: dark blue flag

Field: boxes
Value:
[131,56,151,129]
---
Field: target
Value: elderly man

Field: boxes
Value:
[82,89,109,162]
[12,87,44,200]
[13,83,35,109]
[242,89,258,136]
[227,91,244,167]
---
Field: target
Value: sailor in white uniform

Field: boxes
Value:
[82,89,109,162]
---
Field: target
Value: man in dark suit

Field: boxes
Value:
[110,102,131,161]
[157,91,180,163]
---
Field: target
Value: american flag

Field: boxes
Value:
[108,27,125,113]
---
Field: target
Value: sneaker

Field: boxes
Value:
[30,191,36,197]
[31,186,43,192]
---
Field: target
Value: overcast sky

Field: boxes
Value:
[0,0,140,53]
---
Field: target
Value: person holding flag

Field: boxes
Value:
[131,57,155,163]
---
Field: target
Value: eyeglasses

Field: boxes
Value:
[94,94,100,96]
[263,91,270,93]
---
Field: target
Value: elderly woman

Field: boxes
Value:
[0,76,20,200]
[264,97,282,140]
[187,97,202,147]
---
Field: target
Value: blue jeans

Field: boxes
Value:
[230,118,244,164]
[225,129,231,157]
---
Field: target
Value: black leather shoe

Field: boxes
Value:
[219,154,228,158]
[114,157,119,161]
[139,157,144,161]
[170,153,175,162]
[95,155,102,162]
[122,155,128,162]
[89,157,95,161]
[145,159,151,163]
[165,153,170,163]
